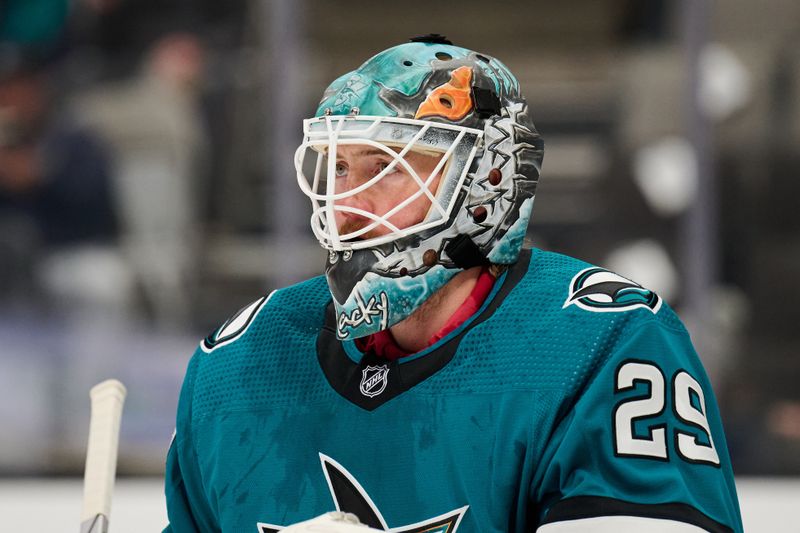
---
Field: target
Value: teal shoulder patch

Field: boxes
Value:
[563,267,662,314]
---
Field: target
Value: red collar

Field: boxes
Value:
[355,267,496,360]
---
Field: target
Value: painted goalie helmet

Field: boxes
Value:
[295,35,544,340]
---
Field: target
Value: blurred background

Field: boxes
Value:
[0,0,798,529]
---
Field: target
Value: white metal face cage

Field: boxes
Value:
[295,115,483,251]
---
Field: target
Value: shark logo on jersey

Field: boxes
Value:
[258,454,468,533]
[360,365,390,397]
[201,292,275,353]
[564,267,661,314]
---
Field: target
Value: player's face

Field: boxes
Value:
[332,145,443,241]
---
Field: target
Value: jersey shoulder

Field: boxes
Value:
[184,275,332,421]
[453,248,689,394]
[519,248,685,333]
[200,274,330,354]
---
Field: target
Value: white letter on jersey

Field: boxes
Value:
[614,361,668,459]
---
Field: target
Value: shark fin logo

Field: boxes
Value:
[258,454,468,532]
[563,267,661,314]
[201,292,275,353]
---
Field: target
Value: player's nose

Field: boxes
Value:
[337,191,373,218]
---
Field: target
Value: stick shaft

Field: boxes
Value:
[80,379,127,533]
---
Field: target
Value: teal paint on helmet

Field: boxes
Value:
[316,43,473,117]
[487,198,534,264]
[316,71,395,117]
[315,42,520,120]
[334,265,460,340]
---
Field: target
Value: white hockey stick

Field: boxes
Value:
[80,379,127,533]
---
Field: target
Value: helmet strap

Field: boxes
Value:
[444,234,489,269]
[471,86,501,118]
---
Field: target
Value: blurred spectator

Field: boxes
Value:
[0,66,116,244]
[74,32,208,327]
[0,54,118,304]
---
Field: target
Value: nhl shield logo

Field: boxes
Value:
[360,365,390,398]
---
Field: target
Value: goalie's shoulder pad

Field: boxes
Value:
[200,291,275,353]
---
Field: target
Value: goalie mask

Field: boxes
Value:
[295,36,544,340]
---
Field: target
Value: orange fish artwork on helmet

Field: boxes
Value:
[415,65,474,121]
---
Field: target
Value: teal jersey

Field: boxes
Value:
[164,249,742,532]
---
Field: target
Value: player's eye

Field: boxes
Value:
[335,162,348,177]
[376,161,397,175]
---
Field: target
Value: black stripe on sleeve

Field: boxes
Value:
[540,496,733,533]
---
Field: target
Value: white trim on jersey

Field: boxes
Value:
[199,291,276,354]
[537,515,708,532]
